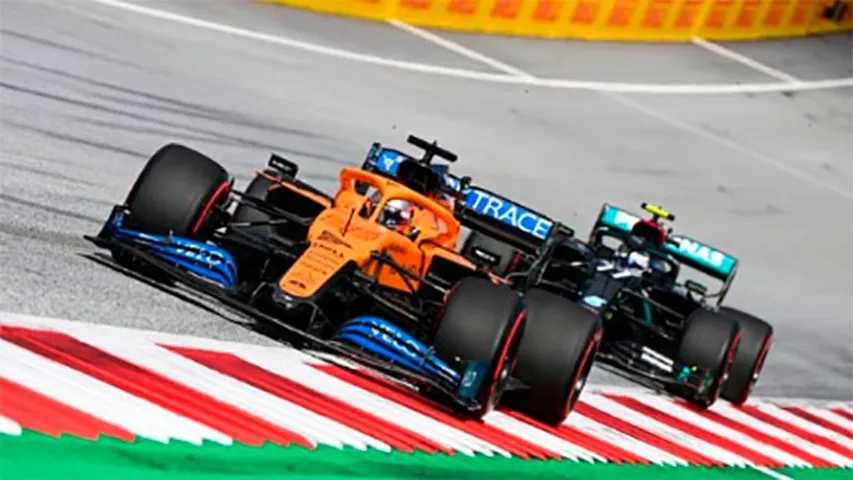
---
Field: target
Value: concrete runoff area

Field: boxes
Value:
[0,0,850,400]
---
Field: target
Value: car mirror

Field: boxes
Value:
[685,280,708,296]
[268,153,298,178]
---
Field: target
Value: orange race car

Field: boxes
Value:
[87,136,601,423]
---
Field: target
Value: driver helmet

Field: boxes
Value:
[646,255,677,289]
[630,219,667,247]
[380,199,415,232]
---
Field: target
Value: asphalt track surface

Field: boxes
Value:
[0,0,850,400]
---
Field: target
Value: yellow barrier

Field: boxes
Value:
[264,0,851,40]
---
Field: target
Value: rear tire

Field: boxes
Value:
[503,289,601,424]
[671,309,740,408]
[125,144,229,239]
[719,307,773,404]
[433,277,525,418]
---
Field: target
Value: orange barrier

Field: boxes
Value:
[264,0,852,40]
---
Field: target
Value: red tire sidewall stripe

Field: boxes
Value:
[709,330,741,404]
[736,333,773,404]
[191,180,231,235]
[487,308,527,403]
[561,327,602,420]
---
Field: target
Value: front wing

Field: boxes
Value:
[596,340,716,401]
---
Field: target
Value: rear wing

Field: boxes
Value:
[364,144,563,251]
[457,186,564,252]
[593,204,738,283]
[362,144,463,194]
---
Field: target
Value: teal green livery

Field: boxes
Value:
[596,204,737,281]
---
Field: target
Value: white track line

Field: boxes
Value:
[385,18,853,201]
[536,77,853,94]
[387,19,535,79]
[82,0,853,95]
[691,37,802,84]
[84,0,847,198]
[82,0,513,83]
[752,466,795,480]
[384,16,849,201]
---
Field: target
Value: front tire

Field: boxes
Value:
[719,307,773,404]
[671,309,740,408]
[503,289,601,424]
[125,143,230,239]
[433,277,525,418]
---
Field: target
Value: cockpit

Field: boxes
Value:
[336,167,459,248]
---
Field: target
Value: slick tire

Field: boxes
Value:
[125,144,230,239]
[433,277,525,418]
[503,289,602,424]
[461,231,520,277]
[670,309,741,408]
[719,307,773,405]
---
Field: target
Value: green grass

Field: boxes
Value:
[1,430,848,479]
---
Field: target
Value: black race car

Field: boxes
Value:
[463,203,773,407]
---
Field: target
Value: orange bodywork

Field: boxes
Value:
[275,167,476,299]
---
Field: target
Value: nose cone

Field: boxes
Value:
[279,241,349,298]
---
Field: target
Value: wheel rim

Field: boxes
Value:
[191,180,231,235]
